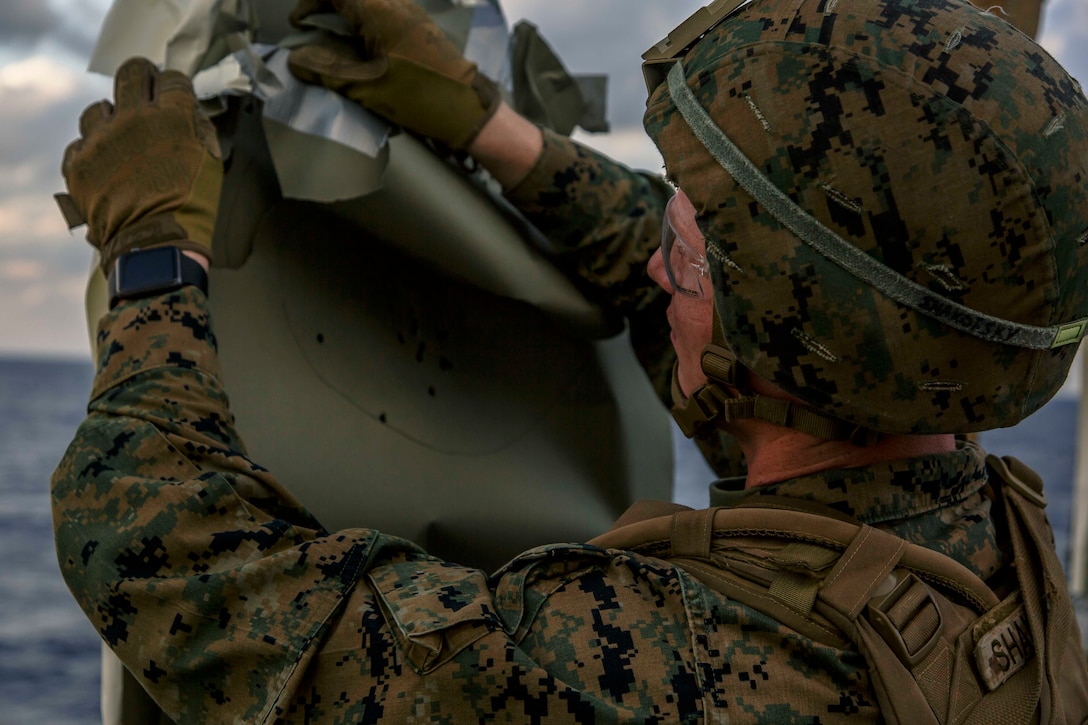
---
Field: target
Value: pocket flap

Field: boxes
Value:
[368,558,502,673]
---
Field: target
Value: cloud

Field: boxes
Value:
[0,50,107,356]
[0,268,92,358]
[1,259,47,281]
[0,0,109,61]
[0,194,78,247]
[0,55,109,196]
[0,2,60,46]
[0,56,78,106]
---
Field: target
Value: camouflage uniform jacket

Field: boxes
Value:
[52,284,1007,724]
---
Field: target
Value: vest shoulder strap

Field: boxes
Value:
[591,458,1088,724]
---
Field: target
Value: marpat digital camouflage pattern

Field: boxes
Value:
[645,0,1088,434]
[51,1,1088,719]
[54,285,1015,723]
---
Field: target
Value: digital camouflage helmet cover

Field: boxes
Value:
[645,0,1088,435]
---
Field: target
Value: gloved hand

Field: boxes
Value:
[287,0,502,149]
[58,57,223,274]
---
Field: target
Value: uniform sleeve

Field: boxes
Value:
[50,288,424,722]
[505,127,677,404]
[507,130,747,476]
[50,288,867,723]
[48,295,717,723]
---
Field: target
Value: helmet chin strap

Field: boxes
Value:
[670,305,881,446]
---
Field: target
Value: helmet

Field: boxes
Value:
[644,0,1088,434]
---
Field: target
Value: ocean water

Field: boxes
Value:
[0,358,100,725]
[0,356,1083,723]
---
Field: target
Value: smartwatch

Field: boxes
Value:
[108,247,209,309]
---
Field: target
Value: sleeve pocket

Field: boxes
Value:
[368,558,504,673]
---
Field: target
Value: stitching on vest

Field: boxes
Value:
[915,638,952,683]
[823,526,873,591]
[690,565,844,641]
[846,539,905,620]
[670,516,683,557]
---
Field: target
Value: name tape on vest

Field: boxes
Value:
[975,603,1037,691]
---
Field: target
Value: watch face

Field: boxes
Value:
[116,246,182,293]
[108,247,207,308]
[115,247,183,298]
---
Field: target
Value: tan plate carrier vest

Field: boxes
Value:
[590,454,1088,724]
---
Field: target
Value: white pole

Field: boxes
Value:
[1070,350,1088,595]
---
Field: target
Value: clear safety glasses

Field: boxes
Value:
[661,194,710,299]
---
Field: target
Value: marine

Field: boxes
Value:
[52,0,1088,722]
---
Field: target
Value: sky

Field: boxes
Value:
[0,0,1087,365]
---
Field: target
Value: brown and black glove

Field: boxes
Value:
[58,57,223,275]
[287,0,501,149]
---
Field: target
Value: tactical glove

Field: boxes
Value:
[287,0,501,149]
[58,57,223,274]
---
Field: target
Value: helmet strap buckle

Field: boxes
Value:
[671,304,881,445]
[671,363,731,438]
